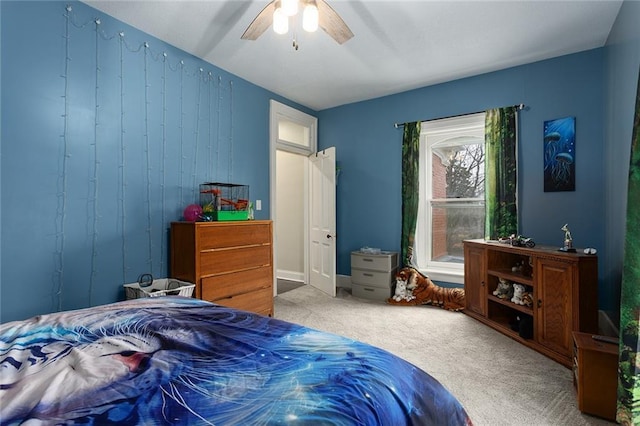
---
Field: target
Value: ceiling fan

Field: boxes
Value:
[241,0,354,46]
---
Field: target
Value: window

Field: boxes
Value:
[414,113,486,284]
[270,100,316,155]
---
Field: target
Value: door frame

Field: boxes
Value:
[269,100,318,294]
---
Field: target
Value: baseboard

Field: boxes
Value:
[598,310,619,337]
[276,269,351,289]
[337,274,351,289]
[277,270,304,283]
[278,273,351,288]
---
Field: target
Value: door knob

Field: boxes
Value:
[326,233,336,239]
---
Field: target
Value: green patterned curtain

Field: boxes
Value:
[617,69,640,425]
[485,107,518,239]
[401,122,421,266]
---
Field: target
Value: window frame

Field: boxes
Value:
[415,112,486,284]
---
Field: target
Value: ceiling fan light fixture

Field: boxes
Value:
[281,0,298,17]
[273,4,289,35]
[302,2,319,33]
[242,0,353,46]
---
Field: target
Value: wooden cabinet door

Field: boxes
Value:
[536,257,574,357]
[464,244,486,316]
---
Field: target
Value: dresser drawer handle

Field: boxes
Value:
[363,273,374,277]
[362,258,374,262]
[363,288,374,292]
[217,295,234,301]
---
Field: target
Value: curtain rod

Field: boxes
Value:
[393,103,525,129]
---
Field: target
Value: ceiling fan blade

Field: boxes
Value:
[316,0,354,45]
[241,1,276,40]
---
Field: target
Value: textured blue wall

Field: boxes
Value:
[603,0,640,317]
[319,50,612,303]
[0,1,303,322]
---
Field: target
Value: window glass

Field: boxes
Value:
[278,119,310,148]
[415,113,485,283]
[430,140,485,262]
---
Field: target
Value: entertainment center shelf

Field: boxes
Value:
[487,294,532,315]
[464,239,598,367]
[486,269,533,286]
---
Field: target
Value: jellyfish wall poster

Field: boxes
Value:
[543,116,576,192]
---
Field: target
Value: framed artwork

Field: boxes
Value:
[543,116,576,192]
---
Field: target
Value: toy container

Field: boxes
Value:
[199,182,250,221]
[124,276,194,299]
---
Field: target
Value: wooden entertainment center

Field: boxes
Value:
[463,239,598,367]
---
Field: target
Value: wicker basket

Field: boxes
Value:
[124,278,194,299]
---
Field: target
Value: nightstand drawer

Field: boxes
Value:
[351,267,396,288]
[352,283,393,302]
[351,252,398,271]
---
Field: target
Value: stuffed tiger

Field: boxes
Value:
[387,267,466,311]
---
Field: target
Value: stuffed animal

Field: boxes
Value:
[511,283,525,304]
[492,278,513,300]
[511,283,533,306]
[520,292,533,307]
[392,279,409,302]
[387,267,465,311]
[391,271,416,302]
[509,315,533,338]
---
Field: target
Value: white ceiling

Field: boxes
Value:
[82,0,623,111]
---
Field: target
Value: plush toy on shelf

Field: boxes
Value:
[511,283,533,307]
[493,278,514,300]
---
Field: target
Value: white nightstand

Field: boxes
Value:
[351,251,398,301]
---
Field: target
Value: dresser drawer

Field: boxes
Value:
[200,245,271,275]
[352,283,393,302]
[351,252,398,272]
[198,223,271,250]
[351,267,396,288]
[211,286,273,316]
[201,267,272,301]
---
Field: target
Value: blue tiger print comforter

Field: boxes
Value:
[0,296,472,425]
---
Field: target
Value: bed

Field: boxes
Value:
[1,296,472,425]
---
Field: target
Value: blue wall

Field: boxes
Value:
[0,1,306,322]
[318,47,631,311]
[603,0,640,318]
[319,50,606,268]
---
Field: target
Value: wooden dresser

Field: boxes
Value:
[463,239,598,367]
[170,221,274,316]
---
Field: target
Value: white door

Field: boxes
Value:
[308,147,336,296]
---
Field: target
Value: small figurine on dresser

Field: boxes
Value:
[493,278,514,300]
[560,223,576,252]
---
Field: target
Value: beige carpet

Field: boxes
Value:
[274,285,615,426]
